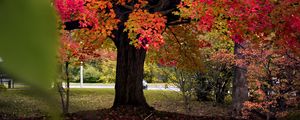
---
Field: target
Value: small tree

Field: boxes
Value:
[154,24,202,113]
[57,31,79,114]
[195,72,213,101]
[175,69,197,113]
[190,30,234,104]
[57,29,101,114]
[238,40,300,119]
[210,50,234,104]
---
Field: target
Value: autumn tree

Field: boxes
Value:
[176,0,300,116]
[54,0,300,113]
[57,27,102,113]
[54,0,187,109]
[239,40,300,119]
[155,24,204,113]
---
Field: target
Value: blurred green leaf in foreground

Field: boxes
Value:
[0,0,60,118]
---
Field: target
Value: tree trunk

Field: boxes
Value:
[216,89,226,104]
[65,61,70,113]
[57,61,70,114]
[57,82,66,113]
[112,33,150,108]
[215,77,224,104]
[232,42,248,116]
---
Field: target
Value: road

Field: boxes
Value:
[68,83,180,91]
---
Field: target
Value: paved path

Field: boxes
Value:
[10,83,180,91]
[68,83,180,91]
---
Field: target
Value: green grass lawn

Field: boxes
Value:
[0,88,229,118]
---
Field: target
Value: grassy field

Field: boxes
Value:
[0,88,229,118]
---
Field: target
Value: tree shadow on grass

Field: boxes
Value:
[65,106,239,120]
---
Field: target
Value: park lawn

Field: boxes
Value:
[0,88,229,118]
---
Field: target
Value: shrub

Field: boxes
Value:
[84,64,101,83]
[0,84,7,91]
[98,60,116,83]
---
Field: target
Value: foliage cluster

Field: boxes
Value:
[194,30,234,104]
[238,40,300,119]
[66,59,178,83]
[175,1,300,118]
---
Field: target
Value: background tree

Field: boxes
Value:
[238,40,300,119]
[176,0,300,116]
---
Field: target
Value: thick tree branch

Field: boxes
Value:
[147,0,165,12]
[159,8,175,15]
[154,0,167,12]
[123,4,134,10]
[166,19,191,26]
[285,50,300,63]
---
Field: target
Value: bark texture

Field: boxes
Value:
[112,28,149,108]
[232,42,248,116]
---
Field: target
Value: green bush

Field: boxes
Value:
[144,63,175,83]
[84,64,101,83]
[285,111,300,120]
[67,60,179,83]
[0,84,7,91]
[64,60,116,83]
[98,60,116,83]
